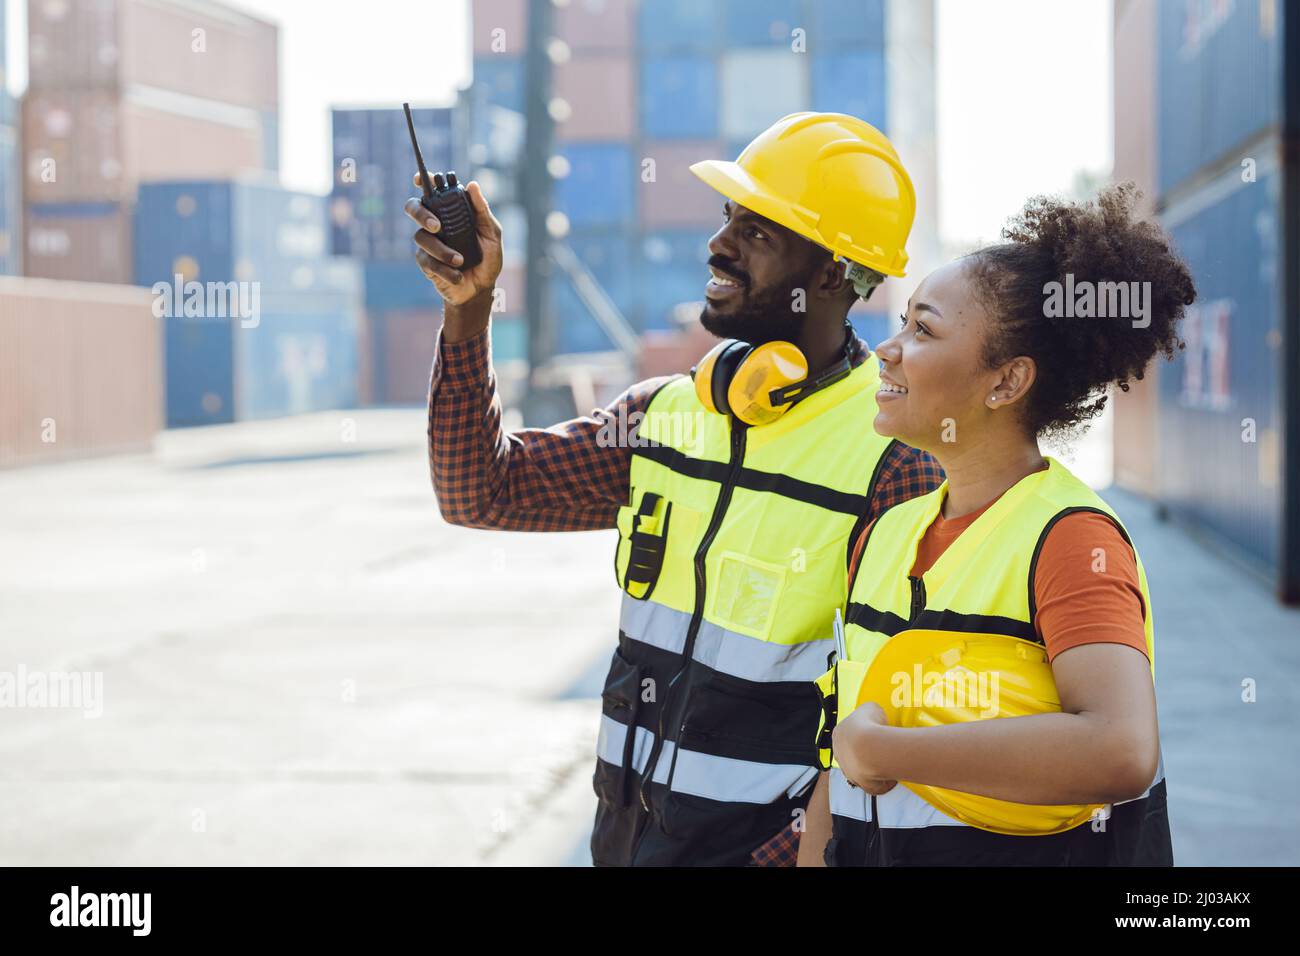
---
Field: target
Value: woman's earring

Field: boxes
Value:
[989,395,998,404]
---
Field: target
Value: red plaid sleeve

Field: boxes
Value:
[864,441,945,523]
[428,324,676,532]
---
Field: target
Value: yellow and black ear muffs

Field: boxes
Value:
[690,325,856,427]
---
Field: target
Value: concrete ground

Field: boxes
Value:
[0,408,1295,865]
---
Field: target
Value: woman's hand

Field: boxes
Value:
[831,702,898,795]
[405,178,504,307]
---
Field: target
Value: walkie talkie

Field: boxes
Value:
[404,102,482,270]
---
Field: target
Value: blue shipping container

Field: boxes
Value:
[811,51,887,130]
[1157,0,1281,194]
[235,309,360,421]
[362,259,439,311]
[137,180,363,427]
[810,0,885,50]
[556,142,635,228]
[723,0,804,46]
[164,315,235,427]
[637,228,713,332]
[551,229,636,353]
[641,56,719,139]
[135,180,332,294]
[470,55,526,169]
[638,0,721,52]
[331,106,454,260]
[0,123,17,275]
[1159,164,1283,568]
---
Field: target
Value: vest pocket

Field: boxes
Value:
[614,490,673,601]
[677,669,820,766]
[595,648,645,809]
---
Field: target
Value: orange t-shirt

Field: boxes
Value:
[849,495,1149,663]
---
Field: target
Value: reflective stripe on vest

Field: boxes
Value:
[829,457,1171,866]
[594,356,895,861]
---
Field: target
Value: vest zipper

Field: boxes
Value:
[631,420,749,861]
[908,575,926,624]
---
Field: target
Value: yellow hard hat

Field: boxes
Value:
[689,112,916,277]
[857,629,1106,836]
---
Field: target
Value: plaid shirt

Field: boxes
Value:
[428,325,945,864]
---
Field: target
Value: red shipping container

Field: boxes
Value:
[554,54,635,141]
[27,0,280,114]
[0,276,162,468]
[472,0,528,56]
[23,89,266,204]
[638,139,727,229]
[555,0,633,52]
[23,202,133,285]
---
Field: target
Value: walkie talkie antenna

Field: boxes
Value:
[403,102,435,201]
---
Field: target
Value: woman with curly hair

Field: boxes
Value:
[799,184,1195,867]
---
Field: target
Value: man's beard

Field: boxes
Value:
[699,270,810,345]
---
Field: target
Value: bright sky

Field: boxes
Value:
[3,0,1112,247]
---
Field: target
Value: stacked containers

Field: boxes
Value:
[1149,0,1285,576]
[466,0,899,357]
[134,179,361,427]
[328,104,526,402]
[22,0,279,284]
[468,0,530,372]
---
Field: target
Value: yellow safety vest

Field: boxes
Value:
[826,457,1172,866]
[592,354,897,867]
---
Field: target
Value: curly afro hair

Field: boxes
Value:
[968,183,1196,439]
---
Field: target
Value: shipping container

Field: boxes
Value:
[639,139,727,229]
[22,88,268,205]
[809,0,886,50]
[640,56,718,139]
[134,179,334,295]
[555,0,633,52]
[472,0,528,56]
[235,308,360,420]
[134,179,363,426]
[469,55,526,169]
[637,228,713,332]
[0,123,17,275]
[554,141,634,228]
[362,259,439,311]
[551,228,635,353]
[365,307,440,405]
[1157,0,1281,195]
[1158,158,1284,571]
[23,200,132,284]
[330,106,454,260]
[811,51,886,130]
[723,0,803,47]
[554,55,635,141]
[28,0,279,113]
[0,276,161,468]
[637,0,721,52]
[719,49,808,142]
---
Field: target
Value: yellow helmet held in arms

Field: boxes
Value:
[855,628,1107,836]
[689,111,916,278]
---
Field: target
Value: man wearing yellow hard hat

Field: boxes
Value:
[411,112,942,866]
